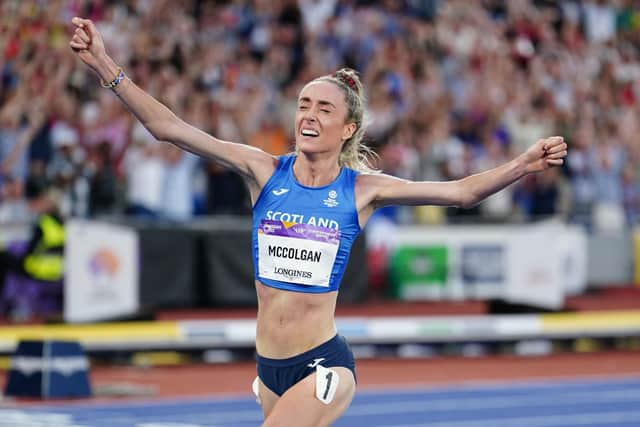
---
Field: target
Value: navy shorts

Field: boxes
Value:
[256,334,356,396]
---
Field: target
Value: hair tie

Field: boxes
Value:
[346,77,355,88]
[335,72,357,91]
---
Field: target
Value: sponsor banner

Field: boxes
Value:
[461,245,506,299]
[388,222,586,309]
[505,223,563,309]
[558,224,588,296]
[389,245,449,300]
[64,220,139,323]
[461,245,505,283]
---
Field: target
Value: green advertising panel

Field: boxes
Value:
[389,245,448,300]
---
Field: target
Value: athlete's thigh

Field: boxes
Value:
[262,367,356,427]
[258,378,280,418]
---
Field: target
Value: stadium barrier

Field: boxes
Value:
[0,311,639,354]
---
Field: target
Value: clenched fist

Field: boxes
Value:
[520,136,568,174]
[69,17,106,71]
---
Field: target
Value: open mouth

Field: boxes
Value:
[301,128,319,137]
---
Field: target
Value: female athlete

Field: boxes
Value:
[70,17,567,426]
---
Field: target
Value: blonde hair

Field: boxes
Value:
[306,68,379,173]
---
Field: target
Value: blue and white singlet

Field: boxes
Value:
[252,154,361,293]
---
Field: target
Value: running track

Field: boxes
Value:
[3,376,640,427]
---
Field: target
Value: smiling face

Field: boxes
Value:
[295,81,356,156]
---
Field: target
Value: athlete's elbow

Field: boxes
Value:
[458,194,477,209]
[455,182,478,209]
[145,118,180,143]
[145,126,167,142]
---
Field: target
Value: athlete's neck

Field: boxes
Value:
[293,152,341,187]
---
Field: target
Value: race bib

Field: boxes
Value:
[258,219,340,287]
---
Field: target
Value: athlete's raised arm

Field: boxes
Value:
[69,17,275,186]
[361,136,567,210]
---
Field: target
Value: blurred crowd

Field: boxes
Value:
[1,0,639,229]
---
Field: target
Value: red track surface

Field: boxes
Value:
[3,351,639,403]
[98,352,640,397]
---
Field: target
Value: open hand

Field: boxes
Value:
[521,136,567,174]
[69,17,106,70]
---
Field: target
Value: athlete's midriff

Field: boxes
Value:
[255,279,338,358]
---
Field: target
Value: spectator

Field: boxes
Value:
[529,168,566,219]
[159,144,199,222]
[0,177,30,223]
[123,123,166,218]
[583,0,618,44]
[0,180,65,316]
[622,165,640,225]
[48,121,89,217]
[88,141,118,217]
[0,99,47,183]
[0,0,638,228]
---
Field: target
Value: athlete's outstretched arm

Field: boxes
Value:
[369,136,567,209]
[68,17,274,182]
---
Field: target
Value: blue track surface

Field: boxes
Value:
[3,376,640,426]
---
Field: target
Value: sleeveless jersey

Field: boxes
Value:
[252,154,361,293]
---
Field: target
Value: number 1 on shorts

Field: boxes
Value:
[315,365,339,404]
